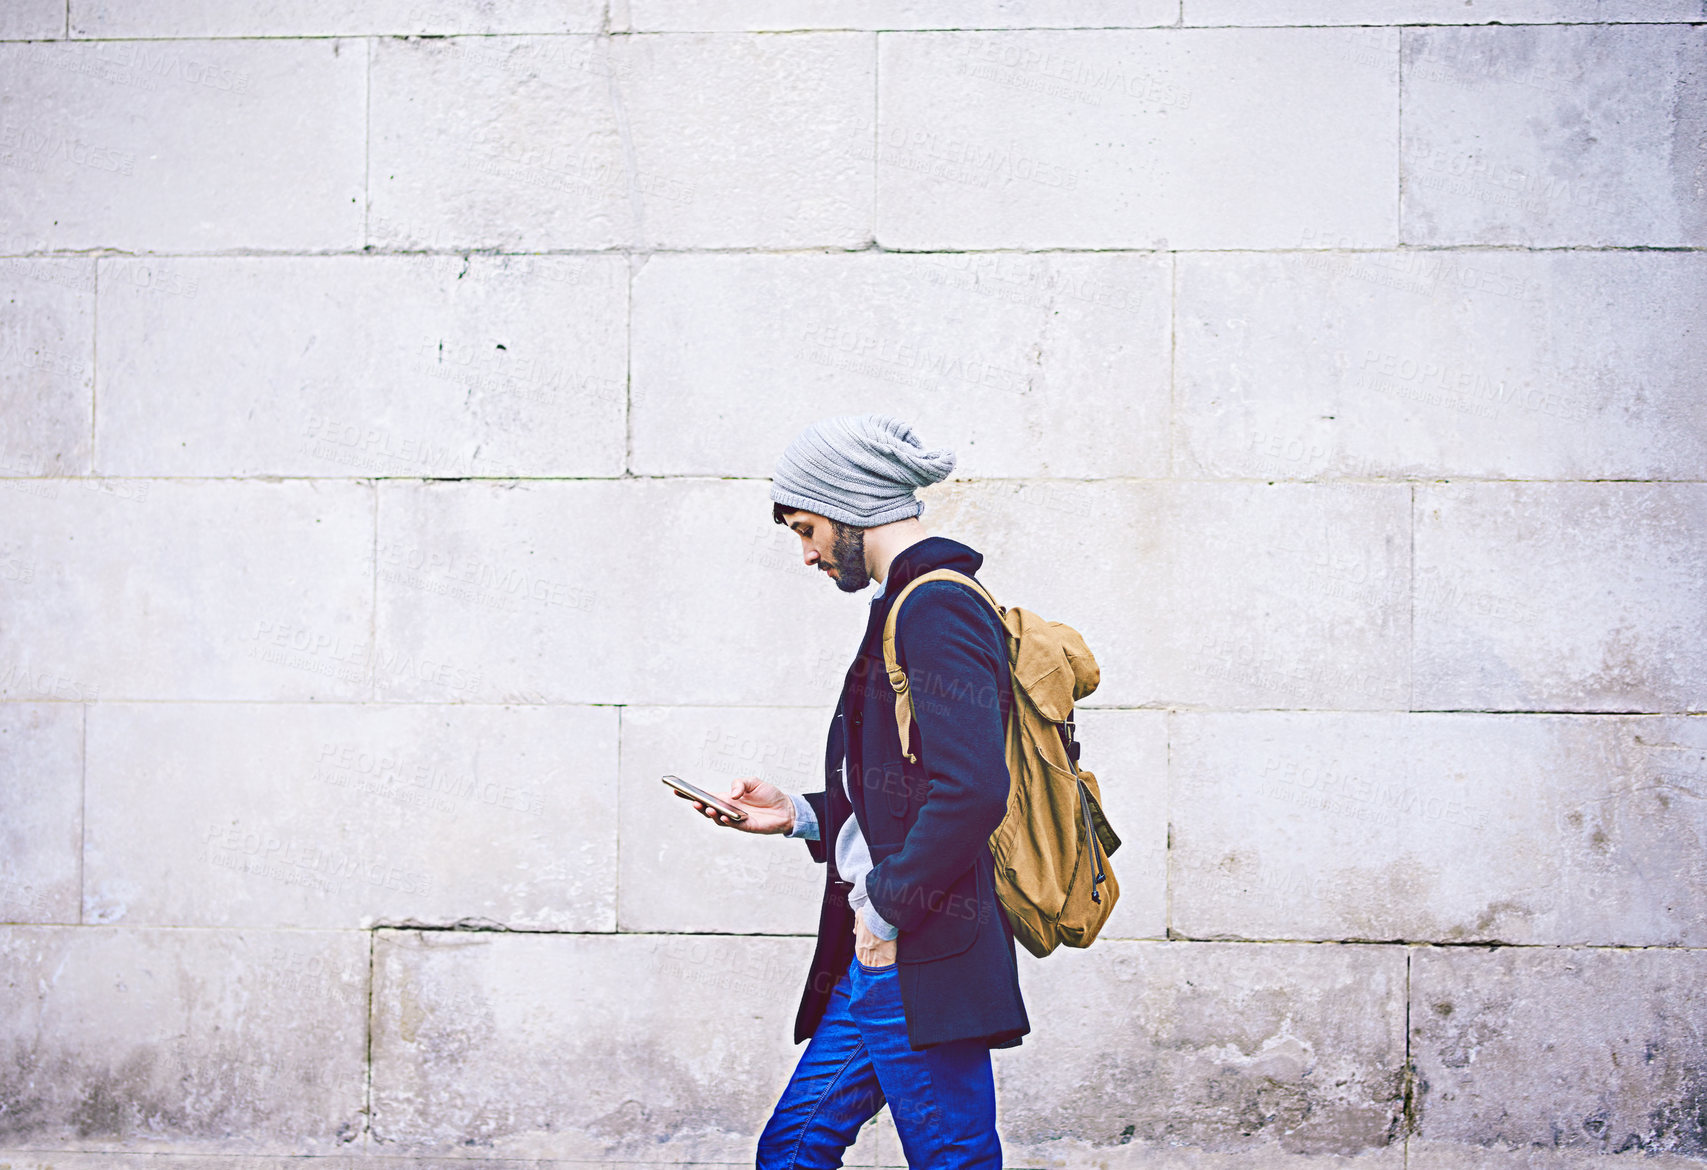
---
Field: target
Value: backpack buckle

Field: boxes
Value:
[1057,720,1082,763]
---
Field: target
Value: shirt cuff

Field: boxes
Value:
[848,875,900,940]
[784,792,819,841]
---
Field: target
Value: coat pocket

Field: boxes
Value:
[895,860,985,964]
[882,761,932,821]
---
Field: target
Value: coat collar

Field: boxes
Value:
[874,536,985,603]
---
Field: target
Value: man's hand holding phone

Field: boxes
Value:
[664,774,796,835]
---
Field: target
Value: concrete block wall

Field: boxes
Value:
[1,2,1703,1167]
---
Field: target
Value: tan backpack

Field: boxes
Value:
[881,569,1121,958]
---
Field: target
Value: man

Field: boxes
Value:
[680,413,1027,1169]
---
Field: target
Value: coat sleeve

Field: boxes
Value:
[863,581,1010,934]
[800,790,828,864]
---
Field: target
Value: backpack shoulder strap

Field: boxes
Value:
[880,569,1002,763]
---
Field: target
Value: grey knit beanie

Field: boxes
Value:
[770,414,957,527]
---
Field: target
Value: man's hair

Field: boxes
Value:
[775,501,865,531]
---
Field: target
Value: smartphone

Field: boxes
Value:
[660,774,748,822]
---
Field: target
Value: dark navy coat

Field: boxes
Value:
[793,536,1030,1051]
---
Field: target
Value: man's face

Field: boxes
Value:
[782,509,870,593]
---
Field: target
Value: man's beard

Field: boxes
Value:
[827,521,871,592]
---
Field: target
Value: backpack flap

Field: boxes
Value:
[1007,607,1100,722]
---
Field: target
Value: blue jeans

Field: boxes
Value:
[757,955,1001,1169]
